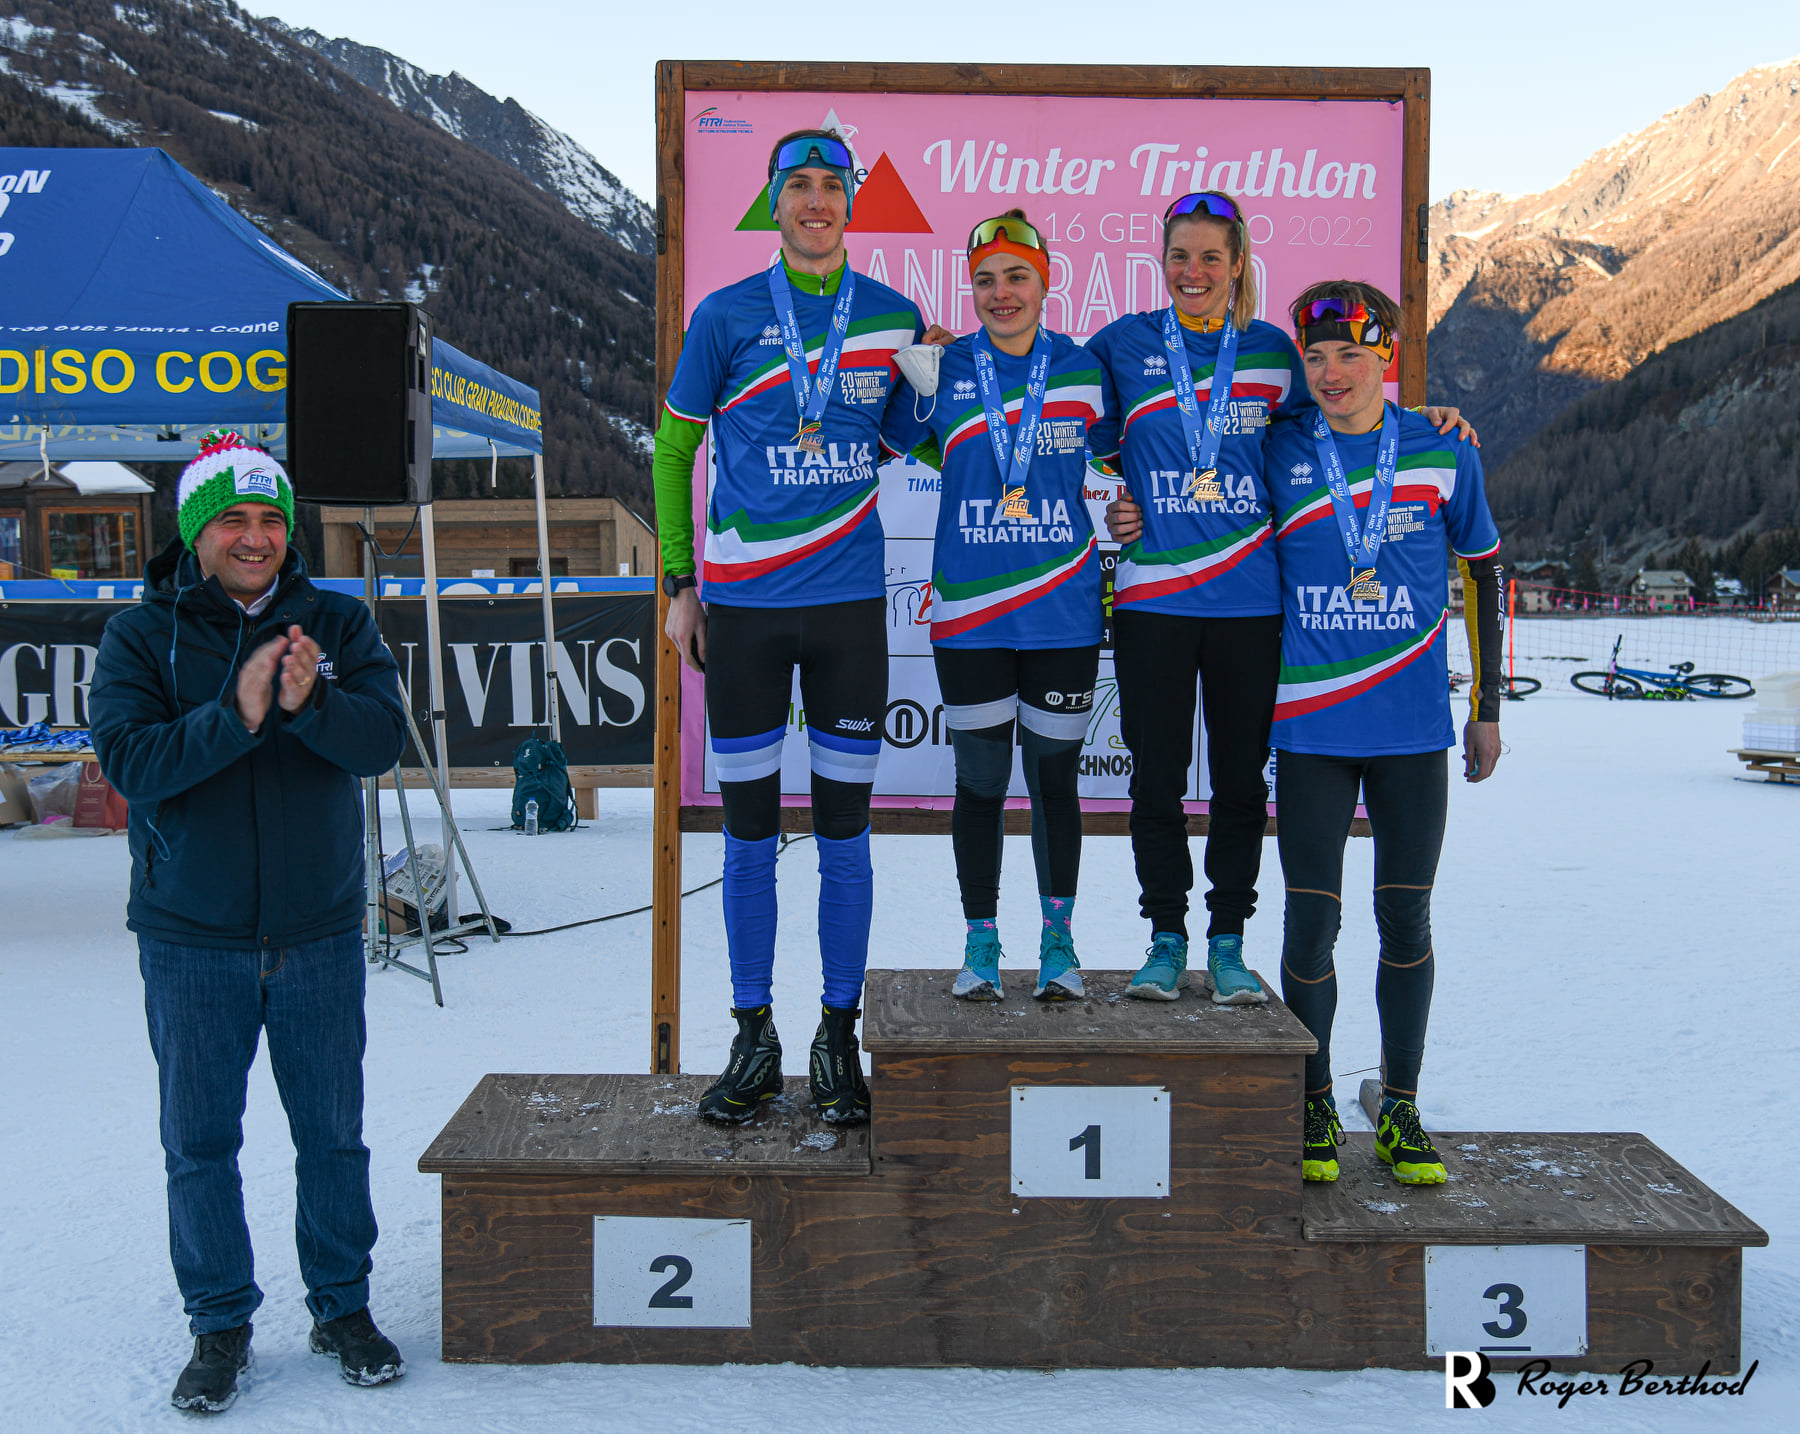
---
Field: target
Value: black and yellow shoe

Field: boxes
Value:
[1374,1097,1448,1185]
[698,1006,782,1123]
[1302,1095,1344,1182]
[808,1004,872,1125]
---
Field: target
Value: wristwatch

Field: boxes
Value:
[662,572,697,598]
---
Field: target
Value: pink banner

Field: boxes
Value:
[678,89,1407,811]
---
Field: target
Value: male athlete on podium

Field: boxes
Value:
[652,129,923,1124]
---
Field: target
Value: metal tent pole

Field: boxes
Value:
[532,452,561,741]
[418,500,457,919]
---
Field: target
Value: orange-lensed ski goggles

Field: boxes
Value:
[967,215,1051,286]
[1294,298,1395,363]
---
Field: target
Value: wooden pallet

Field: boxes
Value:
[419,969,1766,1372]
[1729,748,1800,783]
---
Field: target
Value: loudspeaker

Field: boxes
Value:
[285,301,434,505]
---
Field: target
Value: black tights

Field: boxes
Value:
[934,645,1100,921]
[1276,748,1448,1105]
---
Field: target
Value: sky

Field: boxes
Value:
[253,0,1799,207]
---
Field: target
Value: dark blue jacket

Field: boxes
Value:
[91,540,408,949]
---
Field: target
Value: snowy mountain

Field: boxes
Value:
[1427,57,1800,463]
[0,0,657,518]
[274,28,655,256]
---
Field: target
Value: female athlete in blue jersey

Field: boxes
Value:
[1096,194,1475,1009]
[1265,280,1504,1188]
[883,211,1104,1001]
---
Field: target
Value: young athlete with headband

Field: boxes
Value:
[882,210,1103,1001]
[653,129,924,1123]
[1096,192,1474,1007]
[1265,281,1504,1186]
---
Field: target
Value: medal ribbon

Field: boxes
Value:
[973,325,1053,502]
[767,264,857,439]
[1312,401,1400,571]
[1162,303,1239,480]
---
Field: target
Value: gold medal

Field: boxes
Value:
[1185,467,1224,501]
[1001,486,1033,520]
[1348,567,1383,603]
[796,420,825,454]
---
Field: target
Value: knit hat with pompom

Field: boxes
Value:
[176,428,294,548]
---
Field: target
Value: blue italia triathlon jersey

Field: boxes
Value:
[662,267,923,606]
[1266,407,1501,756]
[1085,314,1307,617]
[881,330,1104,650]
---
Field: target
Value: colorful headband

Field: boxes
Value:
[1295,298,1395,364]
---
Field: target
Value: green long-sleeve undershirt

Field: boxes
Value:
[652,257,847,576]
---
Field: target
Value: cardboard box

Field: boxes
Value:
[0,763,30,825]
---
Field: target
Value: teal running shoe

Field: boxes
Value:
[1127,931,1190,1000]
[1034,925,1083,1000]
[1206,934,1268,1005]
[952,923,1003,1001]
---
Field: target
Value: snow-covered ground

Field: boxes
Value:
[3,688,1794,1432]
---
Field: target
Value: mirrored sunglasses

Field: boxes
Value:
[967,216,1048,254]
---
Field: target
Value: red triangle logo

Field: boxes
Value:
[847,153,933,234]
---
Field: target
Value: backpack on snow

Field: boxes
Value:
[511,735,578,832]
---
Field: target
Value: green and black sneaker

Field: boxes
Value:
[1374,1097,1448,1185]
[1303,1095,1345,1182]
[698,1005,782,1124]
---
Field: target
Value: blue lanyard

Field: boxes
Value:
[973,325,1053,505]
[1312,403,1400,573]
[767,264,857,446]
[1162,305,1239,490]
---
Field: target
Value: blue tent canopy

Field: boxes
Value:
[0,146,541,460]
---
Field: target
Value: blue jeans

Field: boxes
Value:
[139,929,377,1335]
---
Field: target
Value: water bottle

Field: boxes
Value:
[524,798,538,837]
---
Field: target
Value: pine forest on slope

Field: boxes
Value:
[0,0,656,550]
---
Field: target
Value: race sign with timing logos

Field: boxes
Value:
[592,1216,752,1328]
[1424,1244,1588,1358]
[1009,1085,1170,1198]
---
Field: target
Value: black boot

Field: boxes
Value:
[309,1306,405,1386]
[809,1005,871,1124]
[698,1005,783,1123]
[171,1323,253,1413]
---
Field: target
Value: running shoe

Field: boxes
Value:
[1127,931,1190,1000]
[697,1006,782,1123]
[1374,1097,1448,1185]
[1206,934,1268,1005]
[1034,926,1083,1000]
[1303,1095,1345,1182]
[952,924,1004,1000]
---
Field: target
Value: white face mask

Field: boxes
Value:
[895,342,942,396]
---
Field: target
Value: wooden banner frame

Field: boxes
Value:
[652,60,1430,1072]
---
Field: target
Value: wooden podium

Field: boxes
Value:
[419,969,1765,1370]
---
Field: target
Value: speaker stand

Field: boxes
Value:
[359,514,501,1005]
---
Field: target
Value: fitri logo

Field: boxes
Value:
[1446,1352,1498,1410]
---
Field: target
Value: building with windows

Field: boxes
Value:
[1630,568,1695,611]
[0,462,154,581]
[318,499,656,580]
